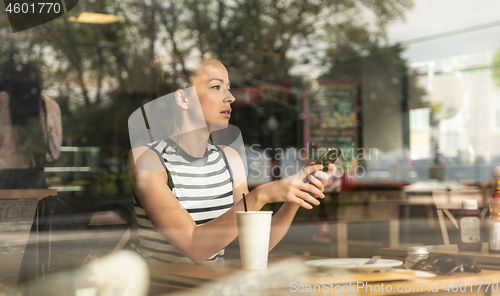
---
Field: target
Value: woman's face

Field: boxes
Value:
[190,61,235,127]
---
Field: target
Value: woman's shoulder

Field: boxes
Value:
[216,145,247,184]
[215,144,238,157]
[128,145,167,177]
[130,140,164,159]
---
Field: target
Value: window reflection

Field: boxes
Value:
[1,0,500,294]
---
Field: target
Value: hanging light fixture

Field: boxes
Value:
[68,12,123,24]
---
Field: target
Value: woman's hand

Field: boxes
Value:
[255,163,336,210]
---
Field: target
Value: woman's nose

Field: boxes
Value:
[224,89,235,103]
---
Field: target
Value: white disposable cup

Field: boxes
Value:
[236,211,273,270]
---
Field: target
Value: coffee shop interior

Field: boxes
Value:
[2,0,500,295]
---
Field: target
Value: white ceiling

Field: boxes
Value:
[386,0,500,62]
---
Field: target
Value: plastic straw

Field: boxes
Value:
[243,193,248,212]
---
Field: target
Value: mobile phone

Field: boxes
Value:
[303,148,338,183]
[316,148,339,171]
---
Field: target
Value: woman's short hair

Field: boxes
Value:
[154,58,223,137]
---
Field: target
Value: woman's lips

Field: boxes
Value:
[221,108,231,118]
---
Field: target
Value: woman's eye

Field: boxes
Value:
[212,85,220,90]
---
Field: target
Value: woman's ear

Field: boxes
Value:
[175,89,189,110]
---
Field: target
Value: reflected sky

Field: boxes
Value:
[387,0,500,62]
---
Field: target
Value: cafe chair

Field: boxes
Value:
[17,195,137,285]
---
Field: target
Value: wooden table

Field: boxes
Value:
[329,200,400,258]
[148,254,500,296]
[0,189,56,223]
[0,189,57,200]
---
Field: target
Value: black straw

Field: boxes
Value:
[243,193,248,212]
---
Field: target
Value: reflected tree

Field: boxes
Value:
[0,0,418,195]
[322,29,426,154]
[182,0,414,80]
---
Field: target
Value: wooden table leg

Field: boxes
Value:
[389,219,399,248]
[481,207,489,219]
[426,205,436,228]
[334,222,348,258]
[436,209,450,245]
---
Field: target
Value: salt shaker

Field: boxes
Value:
[405,246,429,269]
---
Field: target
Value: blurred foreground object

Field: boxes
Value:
[164,258,306,296]
[412,254,481,276]
[18,196,135,284]
[6,251,148,296]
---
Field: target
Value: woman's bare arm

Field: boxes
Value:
[129,146,327,264]
[222,146,333,252]
[129,147,251,263]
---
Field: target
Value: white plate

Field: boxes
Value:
[305,258,403,272]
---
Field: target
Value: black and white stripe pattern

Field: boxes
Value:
[133,138,234,264]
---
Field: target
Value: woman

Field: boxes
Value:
[0,57,62,189]
[127,59,334,264]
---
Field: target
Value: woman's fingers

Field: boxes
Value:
[295,179,324,198]
[292,188,319,208]
[327,163,337,175]
[272,164,333,209]
[299,164,323,183]
[291,197,314,210]
[297,198,313,210]
[301,164,323,177]
[313,170,329,186]
[309,172,327,191]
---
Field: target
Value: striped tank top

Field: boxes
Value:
[133,138,234,264]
